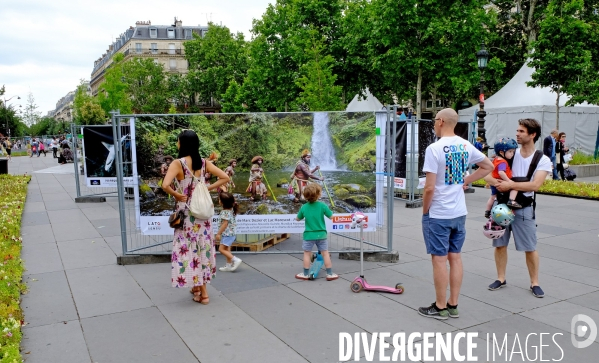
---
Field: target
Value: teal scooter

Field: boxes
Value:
[308,251,324,280]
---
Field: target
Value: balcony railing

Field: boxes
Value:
[123,48,183,56]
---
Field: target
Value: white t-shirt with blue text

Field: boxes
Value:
[423,135,486,219]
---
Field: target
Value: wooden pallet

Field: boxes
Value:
[215,233,291,252]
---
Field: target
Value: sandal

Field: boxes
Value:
[507,200,523,209]
[192,294,209,305]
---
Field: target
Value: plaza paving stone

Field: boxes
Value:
[8,155,599,362]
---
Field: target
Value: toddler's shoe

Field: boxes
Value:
[219,263,234,272]
[295,272,309,280]
[484,210,491,219]
[507,200,523,209]
[326,273,339,281]
[230,257,242,271]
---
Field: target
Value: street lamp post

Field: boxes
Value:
[476,42,489,145]
[2,95,21,139]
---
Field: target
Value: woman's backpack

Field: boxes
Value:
[185,160,214,220]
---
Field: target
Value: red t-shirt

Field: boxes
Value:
[492,157,512,179]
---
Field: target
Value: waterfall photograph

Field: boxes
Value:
[134,112,376,220]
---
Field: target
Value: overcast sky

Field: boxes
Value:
[0,0,273,115]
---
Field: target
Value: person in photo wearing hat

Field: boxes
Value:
[247,155,268,200]
[291,149,323,203]
[221,159,237,193]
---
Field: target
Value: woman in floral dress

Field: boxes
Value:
[162,130,229,304]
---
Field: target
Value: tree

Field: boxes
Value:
[121,57,169,113]
[79,101,106,125]
[528,0,591,128]
[97,53,132,114]
[74,79,106,124]
[220,80,246,113]
[566,0,599,105]
[185,23,248,107]
[295,34,344,111]
[241,0,348,112]
[365,0,492,118]
[22,92,41,126]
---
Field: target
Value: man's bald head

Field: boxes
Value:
[436,108,458,128]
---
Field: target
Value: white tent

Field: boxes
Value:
[346,89,384,112]
[459,63,599,154]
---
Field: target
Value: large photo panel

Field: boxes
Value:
[82,125,134,187]
[134,112,377,235]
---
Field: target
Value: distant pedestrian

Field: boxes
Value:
[3,139,12,161]
[39,141,47,157]
[51,137,58,158]
[216,192,242,272]
[294,183,338,281]
[543,129,559,180]
[30,139,38,157]
[555,132,569,181]
[419,108,492,320]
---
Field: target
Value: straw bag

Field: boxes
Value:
[187,159,214,220]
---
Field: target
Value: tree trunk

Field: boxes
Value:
[416,68,422,119]
[555,87,560,130]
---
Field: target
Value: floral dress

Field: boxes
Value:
[171,158,216,288]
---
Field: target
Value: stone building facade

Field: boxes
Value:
[90,18,208,97]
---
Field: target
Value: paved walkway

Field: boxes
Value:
[8,156,599,362]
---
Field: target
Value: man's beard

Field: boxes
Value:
[302,157,310,165]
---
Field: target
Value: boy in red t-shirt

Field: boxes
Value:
[484,138,522,218]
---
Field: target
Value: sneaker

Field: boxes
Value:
[295,272,309,280]
[488,279,506,291]
[219,263,234,272]
[447,304,459,318]
[507,200,523,209]
[530,285,545,298]
[418,303,449,320]
[326,273,339,281]
[230,257,242,271]
[484,210,491,219]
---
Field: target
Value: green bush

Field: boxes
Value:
[568,152,599,165]
[0,174,30,363]
[473,178,599,199]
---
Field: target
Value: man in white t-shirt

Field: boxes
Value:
[418,108,493,320]
[485,118,552,298]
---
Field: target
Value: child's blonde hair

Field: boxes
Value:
[303,183,322,202]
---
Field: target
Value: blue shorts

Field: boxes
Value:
[490,186,498,195]
[422,214,466,256]
[220,236,236,247]
[302,239,328,251]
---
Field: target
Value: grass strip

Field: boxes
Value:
[0,174,30,362]
[472,178,599,199]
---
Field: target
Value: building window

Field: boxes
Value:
[149,28,157,38]
[151,43,158,54]
[168,43,175,55]
[169,59,177,70]
[135,43,142,54]
[167,28,175,39]
[185,29,192,39]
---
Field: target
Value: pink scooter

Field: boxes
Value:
[349,212,404,294]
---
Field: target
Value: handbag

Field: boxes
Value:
[563,153,573,163]
[168,176,189,229]
[187,159,215,220]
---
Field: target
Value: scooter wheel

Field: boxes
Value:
[395,284,404,294]
[351,281,363,293]
[309,273,315,281]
